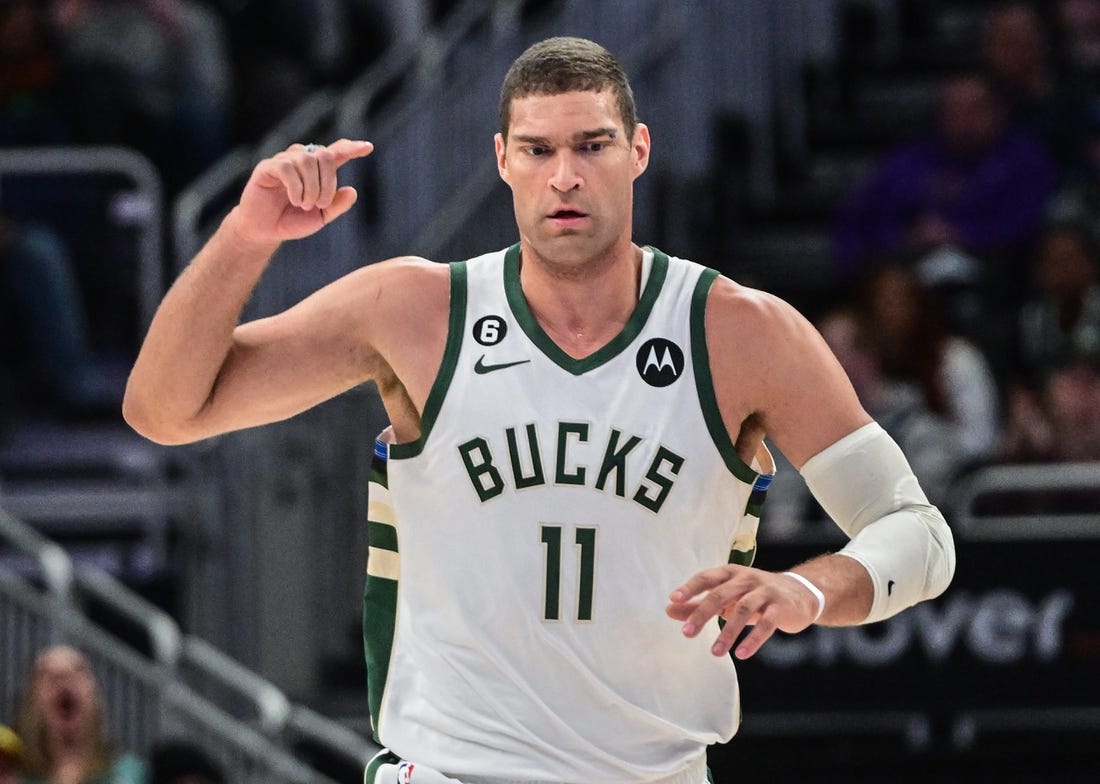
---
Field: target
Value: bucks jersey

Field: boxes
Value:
[363,245,774,783]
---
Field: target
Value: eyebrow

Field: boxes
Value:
[511,128,619,145]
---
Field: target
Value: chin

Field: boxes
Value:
[536,232,605,257]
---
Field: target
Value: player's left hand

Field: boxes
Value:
[667,566,820,659]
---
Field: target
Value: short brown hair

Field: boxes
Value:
[499,37,637,139]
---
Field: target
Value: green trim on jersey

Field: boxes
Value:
[389,261,468,459]
[364,749,400,783]
[363,457,398,745]
[745,499,765,519]
[368,520,398,552]
[728,546,757,567]
[503,243,669,375]
[690,268,759,483]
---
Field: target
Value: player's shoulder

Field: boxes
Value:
[321,256,452,329]
[341,254,450,293]
[704,273,812,341]
[366,254,452,278]
[702,272,836,391]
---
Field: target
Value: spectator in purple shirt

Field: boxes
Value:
[834,73,1057,282]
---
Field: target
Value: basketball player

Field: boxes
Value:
[124,37,955,784]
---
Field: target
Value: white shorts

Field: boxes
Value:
[365,750,709,784]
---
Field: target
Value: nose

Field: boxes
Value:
[549,151,582,193]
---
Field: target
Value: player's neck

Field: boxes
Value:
[519,242,642,358]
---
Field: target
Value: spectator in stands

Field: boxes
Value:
[0,216,119,417]
[981,2,1091,176]
[859,263,1001,467]
[1000,357,1100,461]
[50,0,233,194]
[833,73,1057,288]
[1001,220,1100,462]
[760,304,969,536]
[1016,221,1100,385]
[0,724,25,784]
[1057,0,1100,90]
[818,307,964,504]
[148,741,223,784]
[0,0,127,420]
[15,646,148,784]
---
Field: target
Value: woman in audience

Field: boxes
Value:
[15,646,147,784]
[860,263,1002,468]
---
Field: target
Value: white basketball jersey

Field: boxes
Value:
[364,245,774,783]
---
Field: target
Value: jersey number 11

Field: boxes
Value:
[540,525,596,622]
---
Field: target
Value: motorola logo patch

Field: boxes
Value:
[636,338,684,387]
[473,315,507,346]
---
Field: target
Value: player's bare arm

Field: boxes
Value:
[668,276,954,659]
[124,140,449,445]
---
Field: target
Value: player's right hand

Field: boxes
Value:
[667,564,819,659]
[230,139,374,244]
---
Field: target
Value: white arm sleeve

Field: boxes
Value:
[799,422,956,624]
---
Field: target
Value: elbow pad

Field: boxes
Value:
[800,422,956,623]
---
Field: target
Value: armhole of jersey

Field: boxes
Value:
[690,267,759,484]
[388,261,467,459]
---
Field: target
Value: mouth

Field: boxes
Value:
[54,689,80,720]
[547,208,589,227]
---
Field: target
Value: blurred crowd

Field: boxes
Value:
[1,0,432,188]
[1,0,1098,482]
[827,0,1100,501]
[0,0,433,425]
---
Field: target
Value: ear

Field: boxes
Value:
[631,123,651,180]
[495,132,510,184]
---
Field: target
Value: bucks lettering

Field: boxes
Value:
[457,421,684,512]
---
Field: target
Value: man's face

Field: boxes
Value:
[984,8,1046,86]
[938,77,1003,155]
[495,89,650,268]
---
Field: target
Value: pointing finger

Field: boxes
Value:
[319,139,375,165]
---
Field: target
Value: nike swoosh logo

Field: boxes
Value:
[887,580,895,596]
[474,355,531,374]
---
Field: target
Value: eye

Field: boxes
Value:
[526,146,550,157]
[581,142,606,153]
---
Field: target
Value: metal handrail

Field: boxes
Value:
[952,706,1100,749]
[0,567,332,783]
[335,0,497,134]
[171,144,254,265]
[172,0,496,273]
[0,145,163,331]
[1,504,360,780]
[163,680,335,784]
[952,461,1100,538]
[739,709,933,751]
[286,705,377,773]
[72,564,182,667]
[179,636,293,735]
[0,506,73,598]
